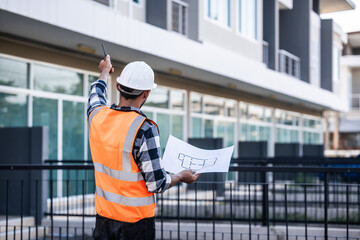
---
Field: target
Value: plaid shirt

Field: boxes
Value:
[87,79,171,193]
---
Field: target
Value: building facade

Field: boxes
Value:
[326,31,360,154]
[0,0,355,194]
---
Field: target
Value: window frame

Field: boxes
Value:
[237,0,258,40]
[205,0,232,29]
[171,0,189,36]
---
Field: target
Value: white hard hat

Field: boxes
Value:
[116,61,157,90]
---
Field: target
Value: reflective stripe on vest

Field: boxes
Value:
[89,108,156,222]
[93,162,143,182]
[96,186,154,207]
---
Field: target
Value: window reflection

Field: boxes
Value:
[172,115,183,139]
[191,93,202,113]
[146,87,169,108]
[204,96,224,115]
[0,57,28,88]
[171,90,184,110]
[63,101,84,160]
[0,93,27,127]
[225,101,236,117]
[192,117,202,137]
[34,64,84,96]
[33,97,58,160]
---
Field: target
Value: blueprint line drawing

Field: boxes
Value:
[178,153,217,171]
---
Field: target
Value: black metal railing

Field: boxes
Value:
[0,159,360,239]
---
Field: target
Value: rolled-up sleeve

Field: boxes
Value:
[133,121,171,193]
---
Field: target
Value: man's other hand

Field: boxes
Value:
[179,170,200,184]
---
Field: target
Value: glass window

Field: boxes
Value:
[217,121,235,147]
[145,87,169,108]
[33,97,58,160]
[191,93,202,113]
[63,101,85,160]
[333,46,341,82]
[207,0,231,27]
[172,1,188,35]
[204,119,214,137]
[225,122,235,147]
[157,113,170,153]
[240,102,248,120]
[204,96,224,115]
[248,104,263,121]
[0,93,27,127]
[192,117,202,137]
[171,90,185,110]
[264,109,272,122]
[172,115,183,139]
[238,0,257,39]
[259,126,270,141]
[33,64,84,96]
[240,123,247,141]
[0,57,28,88]
[225,102,235,117]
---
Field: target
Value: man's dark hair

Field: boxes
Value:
[118,84,143,100]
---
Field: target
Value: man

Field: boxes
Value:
[88,55,199,240]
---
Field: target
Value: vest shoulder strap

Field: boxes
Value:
[88,106,106,126]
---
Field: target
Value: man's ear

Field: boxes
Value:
[143,90,150,99]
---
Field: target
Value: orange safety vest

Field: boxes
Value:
[89,106,156,223]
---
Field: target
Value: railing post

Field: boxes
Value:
[213,182,216,240]
[82,180,85,240]
[304,184,308,240]
[177,185,180,240]
[346,184,349,240]
[6,180,9,240]
[285,184,288,240]
[195,182,198,240]
[248,184,252,240]
[324,172,329,240]
[262,171,268,227]
[161,193,164,240]
[50,171,54,240]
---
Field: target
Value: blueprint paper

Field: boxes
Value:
[162,135,234,174]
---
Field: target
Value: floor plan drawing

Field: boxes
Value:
[178,153,217,171]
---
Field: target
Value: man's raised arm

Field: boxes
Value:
[87,55,113,118]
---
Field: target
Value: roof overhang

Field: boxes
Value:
[320,0,356,14]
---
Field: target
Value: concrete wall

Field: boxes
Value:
[279,0,311,83]
[321,19,333,91]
